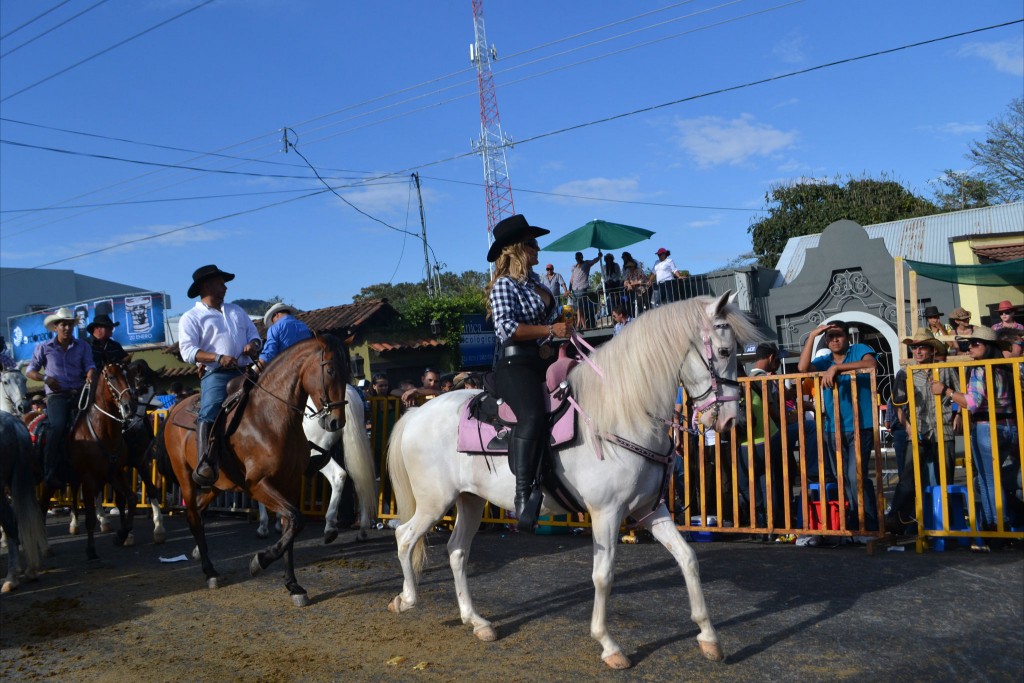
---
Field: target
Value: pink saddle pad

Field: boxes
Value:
[457,395,577,455]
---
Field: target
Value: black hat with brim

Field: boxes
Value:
[188,264,235,298]
[486,215,550,263]
[86,313,120,334]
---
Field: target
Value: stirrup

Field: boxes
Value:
[516,488,544,532]
[192,461,218,488]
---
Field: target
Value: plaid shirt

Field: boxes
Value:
[964,365,1015,415]
[895,366,958,442]
[490,273,558,344]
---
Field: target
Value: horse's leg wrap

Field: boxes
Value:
[510,435,542,531]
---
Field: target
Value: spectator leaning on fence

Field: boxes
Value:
[798,320,879,535]
[934,326,1020,550]
[886,328,959,532]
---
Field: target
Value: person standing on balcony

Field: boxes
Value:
[649,247,684,306]
[540,263,567,302]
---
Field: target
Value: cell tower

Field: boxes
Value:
[470,0,515,255]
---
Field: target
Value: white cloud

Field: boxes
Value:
[926,121,987,136]
[688,216,721,229]
[772,33,806,64]
[334,179,417,216]
[674,114,797,168]
[958,40,1024,76]
[547,177,643,204]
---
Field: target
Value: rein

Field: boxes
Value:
[241,341,346,420]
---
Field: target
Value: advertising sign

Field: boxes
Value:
[7,292,169,363]
[459,314,496,368]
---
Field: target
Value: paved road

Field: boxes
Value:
[1,512,1021,682]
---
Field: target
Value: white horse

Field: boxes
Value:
[0,363,30,416]
[257,384,377,542]
[387,292,763,669]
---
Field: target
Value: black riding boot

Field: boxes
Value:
[43,437,65,490]
[192,421,218,487]
[511,434,543,532]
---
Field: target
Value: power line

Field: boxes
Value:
[0,0,73,41]
[0,138,361,180]
[0,0,216,103]
[1,0,111,59]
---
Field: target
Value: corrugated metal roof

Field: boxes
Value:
[773,202,1024,287]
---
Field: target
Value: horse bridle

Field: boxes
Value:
[306,344,347,420]
[86,363,136,426]
[684,322,740,431]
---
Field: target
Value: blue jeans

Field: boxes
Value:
[826,429,878,531]
[199,367,242,424]
[736,433,785,528]
[969,422,1018,528]
[788,418,820,480]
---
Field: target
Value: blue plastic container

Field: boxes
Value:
[923,485,970,551]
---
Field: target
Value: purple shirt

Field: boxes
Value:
[28,337,96,394]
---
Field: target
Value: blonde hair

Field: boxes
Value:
[485,243,533,318]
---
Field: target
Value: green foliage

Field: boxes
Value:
[930,169,995,212]
[967,97,1023,203]
[402,290,487,368]
[353,270,489,315]
[748,174,937,268]
[230,296,283,315]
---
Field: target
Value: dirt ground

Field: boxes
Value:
[2,511,1022,682]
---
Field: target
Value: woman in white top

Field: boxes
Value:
[648,247,684,305]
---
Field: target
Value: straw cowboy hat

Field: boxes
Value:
[43,307,76,331]
[901,328,946,354]
[996,300,1018,313]
[187,264,235,298]
[958,325,1011,350]
[263,302,301,329]
[86,313,120,334]
[487,215,550,263]
[948,307,972,324]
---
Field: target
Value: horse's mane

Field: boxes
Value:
[569,297,765,440]
[260,333,349,384]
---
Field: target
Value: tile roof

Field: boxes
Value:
[255,299,396,336]
[972,242,1024,262]
[369,339,445,353]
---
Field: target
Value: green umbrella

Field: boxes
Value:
[541,219,655,252]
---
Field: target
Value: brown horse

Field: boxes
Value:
[156,334,349,605]
[37,362,139,561]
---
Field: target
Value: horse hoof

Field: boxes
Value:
[699,639,724,661]
[124,533,135,547]
[388,596,404,613]
[603,652,631,669]
[207,577,220,589]
[255,527,269,540]
[152,529,166,545]
[356,530,369,542]
[23,568,38,582]
[191,546,201,561]
[2,580,17,593]
[100,522,112,534]
[249,555,263,577]
[323,529,338,545]
[473,625,498,642]
[69,525,80,536]
[292,593,310,607]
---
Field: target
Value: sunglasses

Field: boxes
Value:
[523,239,539,249]
[956,339,986,352]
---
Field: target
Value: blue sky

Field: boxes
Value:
[1,0,1021,316]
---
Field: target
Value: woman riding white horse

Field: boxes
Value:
[387,290,764,668]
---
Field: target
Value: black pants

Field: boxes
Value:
[44,392,74,480]
[494,353,547,444]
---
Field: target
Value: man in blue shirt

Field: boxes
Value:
[26,307,96,489]
[798,320,879,534]
[259,303,312,367]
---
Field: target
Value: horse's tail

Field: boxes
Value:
[151,420,179,486]
[343,385,378,529]
[386,413,427,578]
[6,419,49,572]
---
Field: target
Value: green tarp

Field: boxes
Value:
[906,258,1024,286]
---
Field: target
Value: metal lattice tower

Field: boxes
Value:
[470,0,515,252]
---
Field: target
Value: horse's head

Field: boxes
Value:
[302,335,349,433]
[125,360,158,412]
[97,363,137,423]
[679,291,743,433]
[0,368,30,415]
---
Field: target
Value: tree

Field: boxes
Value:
[353,270,489,315]
[748,174,937,268]
[230,296,283,316]
[930,169,995,212]
[967,97,1023,203]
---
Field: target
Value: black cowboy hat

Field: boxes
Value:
[486,215,550,263]
[921,305,943,318]
[86,313,120,334]
[187,264,235,298]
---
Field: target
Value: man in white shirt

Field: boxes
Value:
[178,264,261,486]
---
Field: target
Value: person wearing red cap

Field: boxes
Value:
[648,247,684,306]
[991,300,1023,332]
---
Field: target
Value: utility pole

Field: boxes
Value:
[412,172,434,298]
[470,0,515,271]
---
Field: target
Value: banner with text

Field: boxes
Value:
[7,292,169,363]
[459,314,497,368]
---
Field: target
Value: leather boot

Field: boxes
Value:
[510,434,543,532]
[192,421,217,487]
[43,435,64,490]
